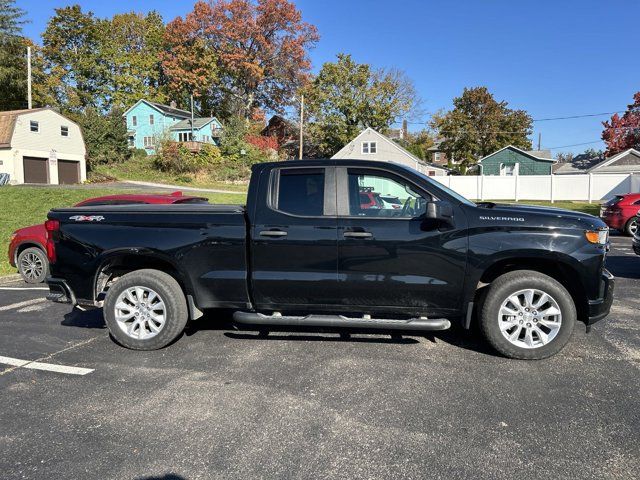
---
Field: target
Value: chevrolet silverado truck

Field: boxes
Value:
[45,160,614,359]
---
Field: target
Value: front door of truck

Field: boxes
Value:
[336,167,467,316]
[250,166,340,309]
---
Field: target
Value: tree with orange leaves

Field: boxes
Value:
[602,92,640,156]
[162,0,319,117]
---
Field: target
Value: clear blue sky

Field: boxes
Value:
[16,0,640,155]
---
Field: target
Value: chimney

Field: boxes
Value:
[170,100,177,109]
[402,119,408,140]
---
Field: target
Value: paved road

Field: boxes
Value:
[0,237,638,480]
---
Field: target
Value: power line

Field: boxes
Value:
[546,140,603,150]
[532,111,625,122]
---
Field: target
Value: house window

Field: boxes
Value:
[428,170,436,176]
[434,152,441,162]
[202,135,210,143]
[127,136,135,148]
[500,163,516,176]
[61,125,69,137]
[149,114,154,125]
[362,141,377,154]
[178,132,193,142]
[30,120,39,133]
[132,116,137,127]
[143,136,154,148]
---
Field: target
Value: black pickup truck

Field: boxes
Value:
[45,160,614,359]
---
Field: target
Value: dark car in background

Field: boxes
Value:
[8,192,208,283]
[600,193,640,236]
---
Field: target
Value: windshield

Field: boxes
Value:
[413,170,476,207]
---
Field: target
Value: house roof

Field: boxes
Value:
[0,108,63,148]
[332,127,449,173]
[479,145,556,163]
[525,149,552,159]
[554,148,640,174]
[122,99,192,119]
[169,117,220,131]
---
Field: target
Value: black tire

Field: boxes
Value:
[625,217,638,237]
[17,247,49,284]
[103,269,188,350]
[480,270,576,360]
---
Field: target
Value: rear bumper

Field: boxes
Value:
[601,215,624,230]
[586,269,614,325]
[46,277,76,305]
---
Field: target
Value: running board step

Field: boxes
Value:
[232,312,451,331]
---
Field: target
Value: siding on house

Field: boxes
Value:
[0,108,86,184]
[123,100,223,151]
[332,128,448,176]
[480,146,554,175]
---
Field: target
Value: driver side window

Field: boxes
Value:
[347,170,430,218]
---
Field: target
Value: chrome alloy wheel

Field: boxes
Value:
[629,218,638,236]
[498,289,562,349]
[114,286,166,340]
[20,252,44,281]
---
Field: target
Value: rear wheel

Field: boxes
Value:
[480,270,576,360]
[103,269,188,350]
[625,217,638,236]
[17,247,48,284]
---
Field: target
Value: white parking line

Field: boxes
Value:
[0,287,49,291]
[0,355,94,375]
[0,298,47,312]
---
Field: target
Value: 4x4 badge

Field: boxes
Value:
[69,215,105,222]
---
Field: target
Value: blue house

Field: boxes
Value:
[122,99,223,152]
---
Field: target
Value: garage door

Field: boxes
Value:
[58,160,80,184]
[23,157,49,184]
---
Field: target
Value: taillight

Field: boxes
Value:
[45,219,60,263]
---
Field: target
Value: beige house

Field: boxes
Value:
[0,108,87,184]
[332,127,449,176]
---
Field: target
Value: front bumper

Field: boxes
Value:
[46,277,76,305]
[586,269,614,325]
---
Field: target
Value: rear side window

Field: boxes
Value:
[275,168,325,217]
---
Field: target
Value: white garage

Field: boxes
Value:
[0,108,87,185]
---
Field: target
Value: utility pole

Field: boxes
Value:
[299,94,304,160]
[537,132,541,151]
[190,94,195,141]
[27,46,32,109]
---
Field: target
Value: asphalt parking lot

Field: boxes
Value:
[1,236,639,480]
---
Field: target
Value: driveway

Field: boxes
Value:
[0,236,638,480]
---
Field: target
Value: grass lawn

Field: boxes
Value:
[93,155,249,192]
[0,186,246,276]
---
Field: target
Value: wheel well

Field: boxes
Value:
[476,259,588,321]
[16,243,45,259]
[95,254,188,300]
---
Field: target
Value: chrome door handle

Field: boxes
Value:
[343,231,373,238]
[259,230,288,237]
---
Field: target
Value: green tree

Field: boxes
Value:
[398,129,437,161]
[100,11,167,110]
[0,0,28,110]
[41,5,106,111]
[67,107,130,169]
[305,54,421,157]
[434,87,532,173]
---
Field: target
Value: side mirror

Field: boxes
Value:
[425,201,454,221]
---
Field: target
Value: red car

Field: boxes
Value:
[8,192,208,283]
[600,193,640,236]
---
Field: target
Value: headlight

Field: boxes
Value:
[585,228,609,245]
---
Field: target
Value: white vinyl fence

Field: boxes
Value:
[432,173,640,202]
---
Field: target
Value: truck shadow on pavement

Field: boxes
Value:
[60,306,499,356]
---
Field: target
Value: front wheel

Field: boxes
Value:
[480,270,576,360]
[17,247,49,284]
[625,217,638,237]
[103,269,188,350]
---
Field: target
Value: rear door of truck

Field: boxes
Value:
[249,165,340,309]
